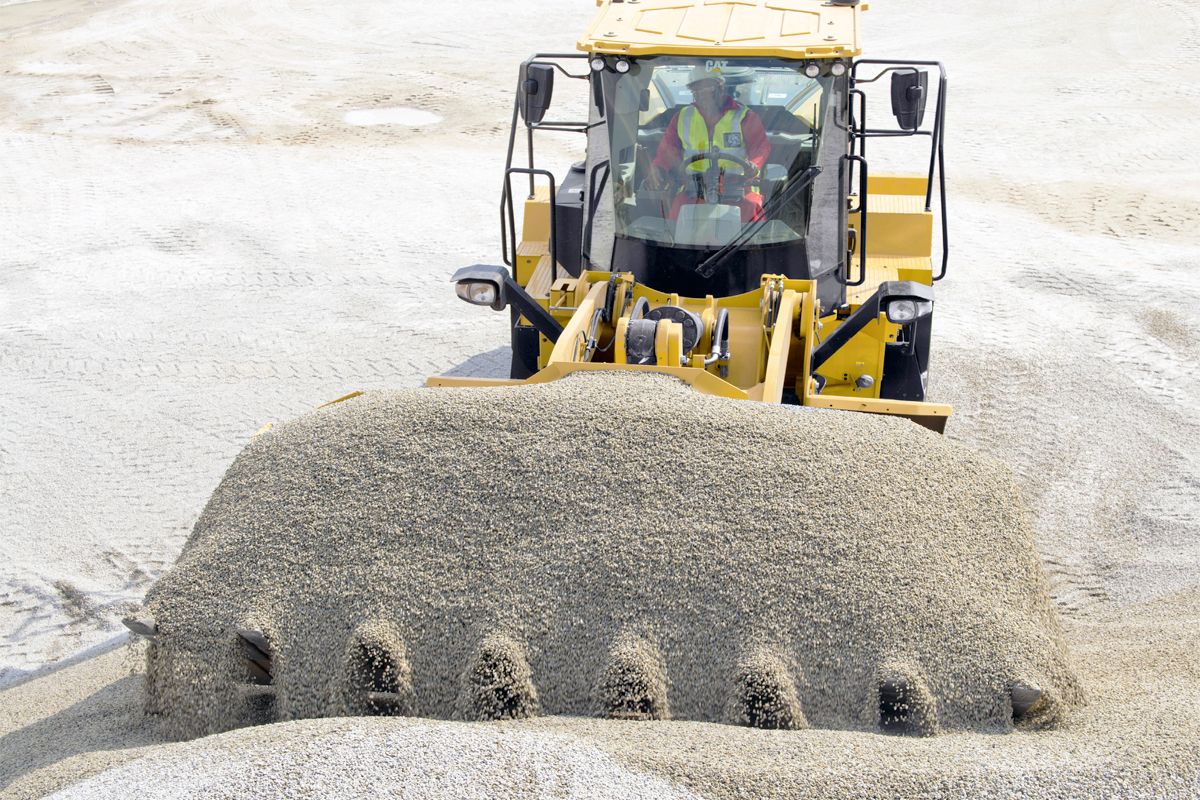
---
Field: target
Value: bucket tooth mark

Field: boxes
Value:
[235,627,277,722]
[599,636,670,721]
[345,622,413,717]
[236,627,272,681]
[877,669,938,736]
[466,633,539,721]
[731,649,806,730]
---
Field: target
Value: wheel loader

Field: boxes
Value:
[125,0,1082,741]
[429,0,952,432]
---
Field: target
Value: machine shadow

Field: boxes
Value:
[0,673,162,793]
[440,346,512,379]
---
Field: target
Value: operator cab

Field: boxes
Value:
[587,56,849,308]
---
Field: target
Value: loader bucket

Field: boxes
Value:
[137,372,1079,740]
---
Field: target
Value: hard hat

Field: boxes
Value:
[717,65,755,86]
[687,64,726,88]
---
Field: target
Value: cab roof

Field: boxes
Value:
[578,0,867,60]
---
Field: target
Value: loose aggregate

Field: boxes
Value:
[138,372,1078,739]
[2,587,1196,798]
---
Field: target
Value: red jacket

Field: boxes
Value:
[652,96,770,175]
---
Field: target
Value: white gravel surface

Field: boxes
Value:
[46,717,707,800]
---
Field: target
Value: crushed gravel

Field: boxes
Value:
[138,372,1079,739]
[1,374,1196,798]
[2,589,1196,799]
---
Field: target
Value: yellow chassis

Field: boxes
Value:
[429,268,950,433]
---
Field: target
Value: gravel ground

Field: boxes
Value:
[2,588,1195,799]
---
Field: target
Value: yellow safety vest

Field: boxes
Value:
[678,104,750,174]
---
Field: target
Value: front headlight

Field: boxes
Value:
[455,280,499,307]
[885,298,933,324]
[886,299,917,324]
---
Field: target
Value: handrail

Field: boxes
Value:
[503,168,559,284]
[500,53,590,268]
[581,159,610,268]
[850,59,949,281]
[839,154,868,287]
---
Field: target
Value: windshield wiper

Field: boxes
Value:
[694,165,823,278]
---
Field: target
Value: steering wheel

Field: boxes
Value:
[681,151,759,180]
[686,151,758,203]
[639,152,760,201]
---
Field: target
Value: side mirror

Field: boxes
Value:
[890,70,928,131]
[519,63,555,126]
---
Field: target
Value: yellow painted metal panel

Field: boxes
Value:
[849,203,933,259]
[779,9,818,36]
[548,282,607,365]
[814,312,886,397]
[516,240,546,286]
[579,0,861,58]
[725,5,773,43]
[425,376,524,388]
[806,394,952,433]
[653,320,684,366]
[526,253,554,297]
[521,187,551,242]
[846,257,933,305]
[868,174,929,196]
[636,8,681,35]
[861,194,925,214]
[678,4,731,42]
[796,286,816,403]
[896,265,932,285]
[761,290,798,403]
[874,210,932,257]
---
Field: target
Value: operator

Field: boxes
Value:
[645,64,770,223]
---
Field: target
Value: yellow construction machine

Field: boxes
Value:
[430,0,952,432]
[128,2,1084,745]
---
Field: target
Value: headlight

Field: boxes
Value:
[590,56,606,72]
[804,62,821,79]
[885,298,933,324]
[456,280,499,307]
[830,61,848,77]
[886,299,917,323]
[614,58,632,74]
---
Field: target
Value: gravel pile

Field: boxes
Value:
[46,717,706,800]
[138,372,1079,740]
[4,588,1197,798]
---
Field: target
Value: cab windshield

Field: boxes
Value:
[597,57,843,254]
